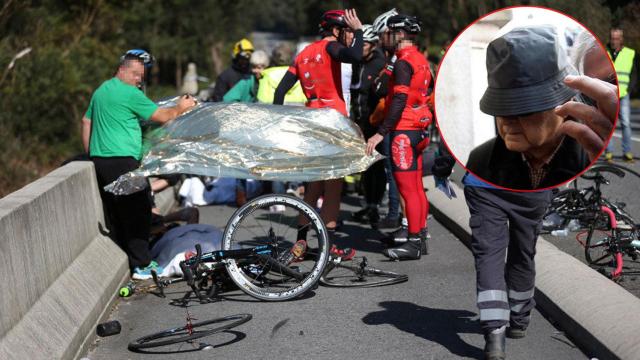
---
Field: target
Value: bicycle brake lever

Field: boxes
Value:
[180,261,194,286]
[195,244,202,263]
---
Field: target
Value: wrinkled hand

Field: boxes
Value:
[555,75,617,162]
[366,133,383,156]
[344,9,363,31]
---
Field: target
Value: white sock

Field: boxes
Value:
[401,217,408,227]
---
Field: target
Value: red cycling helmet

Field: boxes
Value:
[319,10,347,32]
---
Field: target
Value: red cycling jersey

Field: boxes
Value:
[288,39,347,116]
[385,45,432,130]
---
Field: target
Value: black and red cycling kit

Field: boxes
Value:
[274,30,364,116]
[377,45,432,235]
[273,31,363,231]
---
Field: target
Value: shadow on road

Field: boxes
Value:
[362,301,483,359]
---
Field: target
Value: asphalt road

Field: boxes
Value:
[85,194,586,360]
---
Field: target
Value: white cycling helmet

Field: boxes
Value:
[372,8,398,35]
[362,24,379,43]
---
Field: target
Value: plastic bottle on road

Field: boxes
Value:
[551,228,569,237]
[119,281,136,297]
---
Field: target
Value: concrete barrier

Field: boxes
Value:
[0,162,129,360]
[426,176,640,360]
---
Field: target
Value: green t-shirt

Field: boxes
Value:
[85,77,158,160]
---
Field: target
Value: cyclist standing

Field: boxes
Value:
[366,14,432,260]
[274,9,363,257]
[350,24,387,228]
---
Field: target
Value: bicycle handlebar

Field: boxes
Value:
[581,165,626,181]
[180,261,194,286]
[195,244,202,262]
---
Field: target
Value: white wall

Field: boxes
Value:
[435,18,507,164]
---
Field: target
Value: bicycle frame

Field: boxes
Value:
[593,204,640,279]
[175,242,307,304]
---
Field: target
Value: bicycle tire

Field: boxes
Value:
[222,194,329,301]
[320,258,408,288]
[584,210,615,266]
[128,313,252,351]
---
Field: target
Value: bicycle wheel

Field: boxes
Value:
[128,313,252,351]
[320,257,408,288]
[223,194,329,301]
[584,210,615,266]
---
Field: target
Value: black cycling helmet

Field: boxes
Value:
[121,49,155,69]
[319,10,348,32]
[387,15,422,35]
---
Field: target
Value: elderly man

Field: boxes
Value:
[463,26,617,360]
[82,50,196,279]
[466,26,613,190]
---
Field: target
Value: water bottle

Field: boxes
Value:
[567,219,581,231]
[551,228,569,237]
[96,320,121,337]
[119,281,136,297]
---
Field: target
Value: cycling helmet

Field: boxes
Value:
[233,38,255,58]
[387,14,422,35]
[319,10,347,32]
[121,49,154,68]
[372,8,398,35]
[362,24,379,43]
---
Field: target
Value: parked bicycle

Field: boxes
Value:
[543,163,640,280]
[542,163,634,233]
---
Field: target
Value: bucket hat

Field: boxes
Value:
[479,26,578,117]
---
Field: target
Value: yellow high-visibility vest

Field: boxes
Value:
[256,66,307,105]
[608,47,636,98]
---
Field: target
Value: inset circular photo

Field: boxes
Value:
[435,6,618,190]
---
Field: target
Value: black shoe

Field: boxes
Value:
[382,226,408,247]
[419,228,429,255]
[382,235,421,261]
[352,207,373,223]
[484,326,506,360]
[377,216,401,229]
[368,207,380,229]
[507,325,527,339]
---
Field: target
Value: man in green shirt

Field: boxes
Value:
[82,50,196,279]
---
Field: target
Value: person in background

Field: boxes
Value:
[208,38,254,102]
[223,50,269,103]
[371,8,403,232]
[221,49,270,205]
[341,26,356,116]
[256,44,306,105]
[603,28,638,162]
[82,49,196,279]
[350,24,387,229]
[366,14,432,261]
